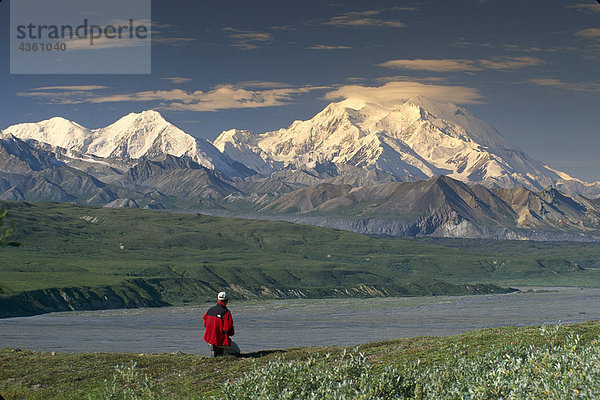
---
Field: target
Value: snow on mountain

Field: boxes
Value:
[2,102,597,195]
[3,110,249,178]
[544,165,584,184]
[3,117,90,151]
[82,110,197,159]
[0,132,64,173]
[213,129,277,175]
[213,97,569,190]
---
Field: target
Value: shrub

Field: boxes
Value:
[220,325,600,399]
[219,350,411,400]
[87,361,165,400]
[406,326,600,399]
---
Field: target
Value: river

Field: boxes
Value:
[1,287,599,357]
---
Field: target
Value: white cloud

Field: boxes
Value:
[16,85,110,104]
[58,18,151,51]
[477,56,543,69]
[379,56,543,72]
[324,81,483,106]
[160,86,327,111]
[161,77,192,84]
[567,3,600,13]
[151,37,196,47]
[575,28,600,39]
[379,59,479,72]
[528,78,600,93]
[151,22,196,47]
[374,76,448,83]
[64,36,145,51]
[224,27,273,50]
[31,85,108,91]
[230,81,293,89]
[325,10,406,28]
[17,84,329,111]
[307,44,352,50]
[480,42,551,53]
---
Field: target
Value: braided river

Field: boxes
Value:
[1,287,599,357]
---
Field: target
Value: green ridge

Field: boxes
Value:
[1,201,600,317]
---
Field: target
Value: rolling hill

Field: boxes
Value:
[2,201,600,317]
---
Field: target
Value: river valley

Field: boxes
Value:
[1,287,599,357]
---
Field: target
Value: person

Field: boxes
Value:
[203,291,239,357]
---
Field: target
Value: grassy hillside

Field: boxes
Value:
[1,200,600,316]
[1,321,599,399]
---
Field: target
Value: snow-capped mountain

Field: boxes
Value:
[2,105,600,240]
[214,97,571,190]
[5,117,90,151]
[3,110,250,178]
[214,129,280,175]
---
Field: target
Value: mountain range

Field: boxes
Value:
[214,97,599,192]
[2,98,599,241]
[255,176,600,241]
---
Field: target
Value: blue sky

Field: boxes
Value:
[1,0,599,181]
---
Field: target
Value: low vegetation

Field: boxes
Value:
[1,321,599,399]
[224,324,600,399]
[0,206,19,247]
[1,201,600,317]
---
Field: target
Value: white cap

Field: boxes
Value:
[217,291,229,301]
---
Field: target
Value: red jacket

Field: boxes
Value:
[203,301,235,346]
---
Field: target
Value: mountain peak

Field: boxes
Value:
[327,97,466,127]
[405,95,454,109]
[215,97,574,190]
[45,115,80,124]
[108,109,169,129]
[85,109,192,160]
[334,98,369,111]
[2,116,90,150]
[331,96,456,115]
[403,96,473,126]
[3,110,250,178]
[135,109,166,120]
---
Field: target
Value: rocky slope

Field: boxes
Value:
[0,134,239,209]
[258,175,600,241]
